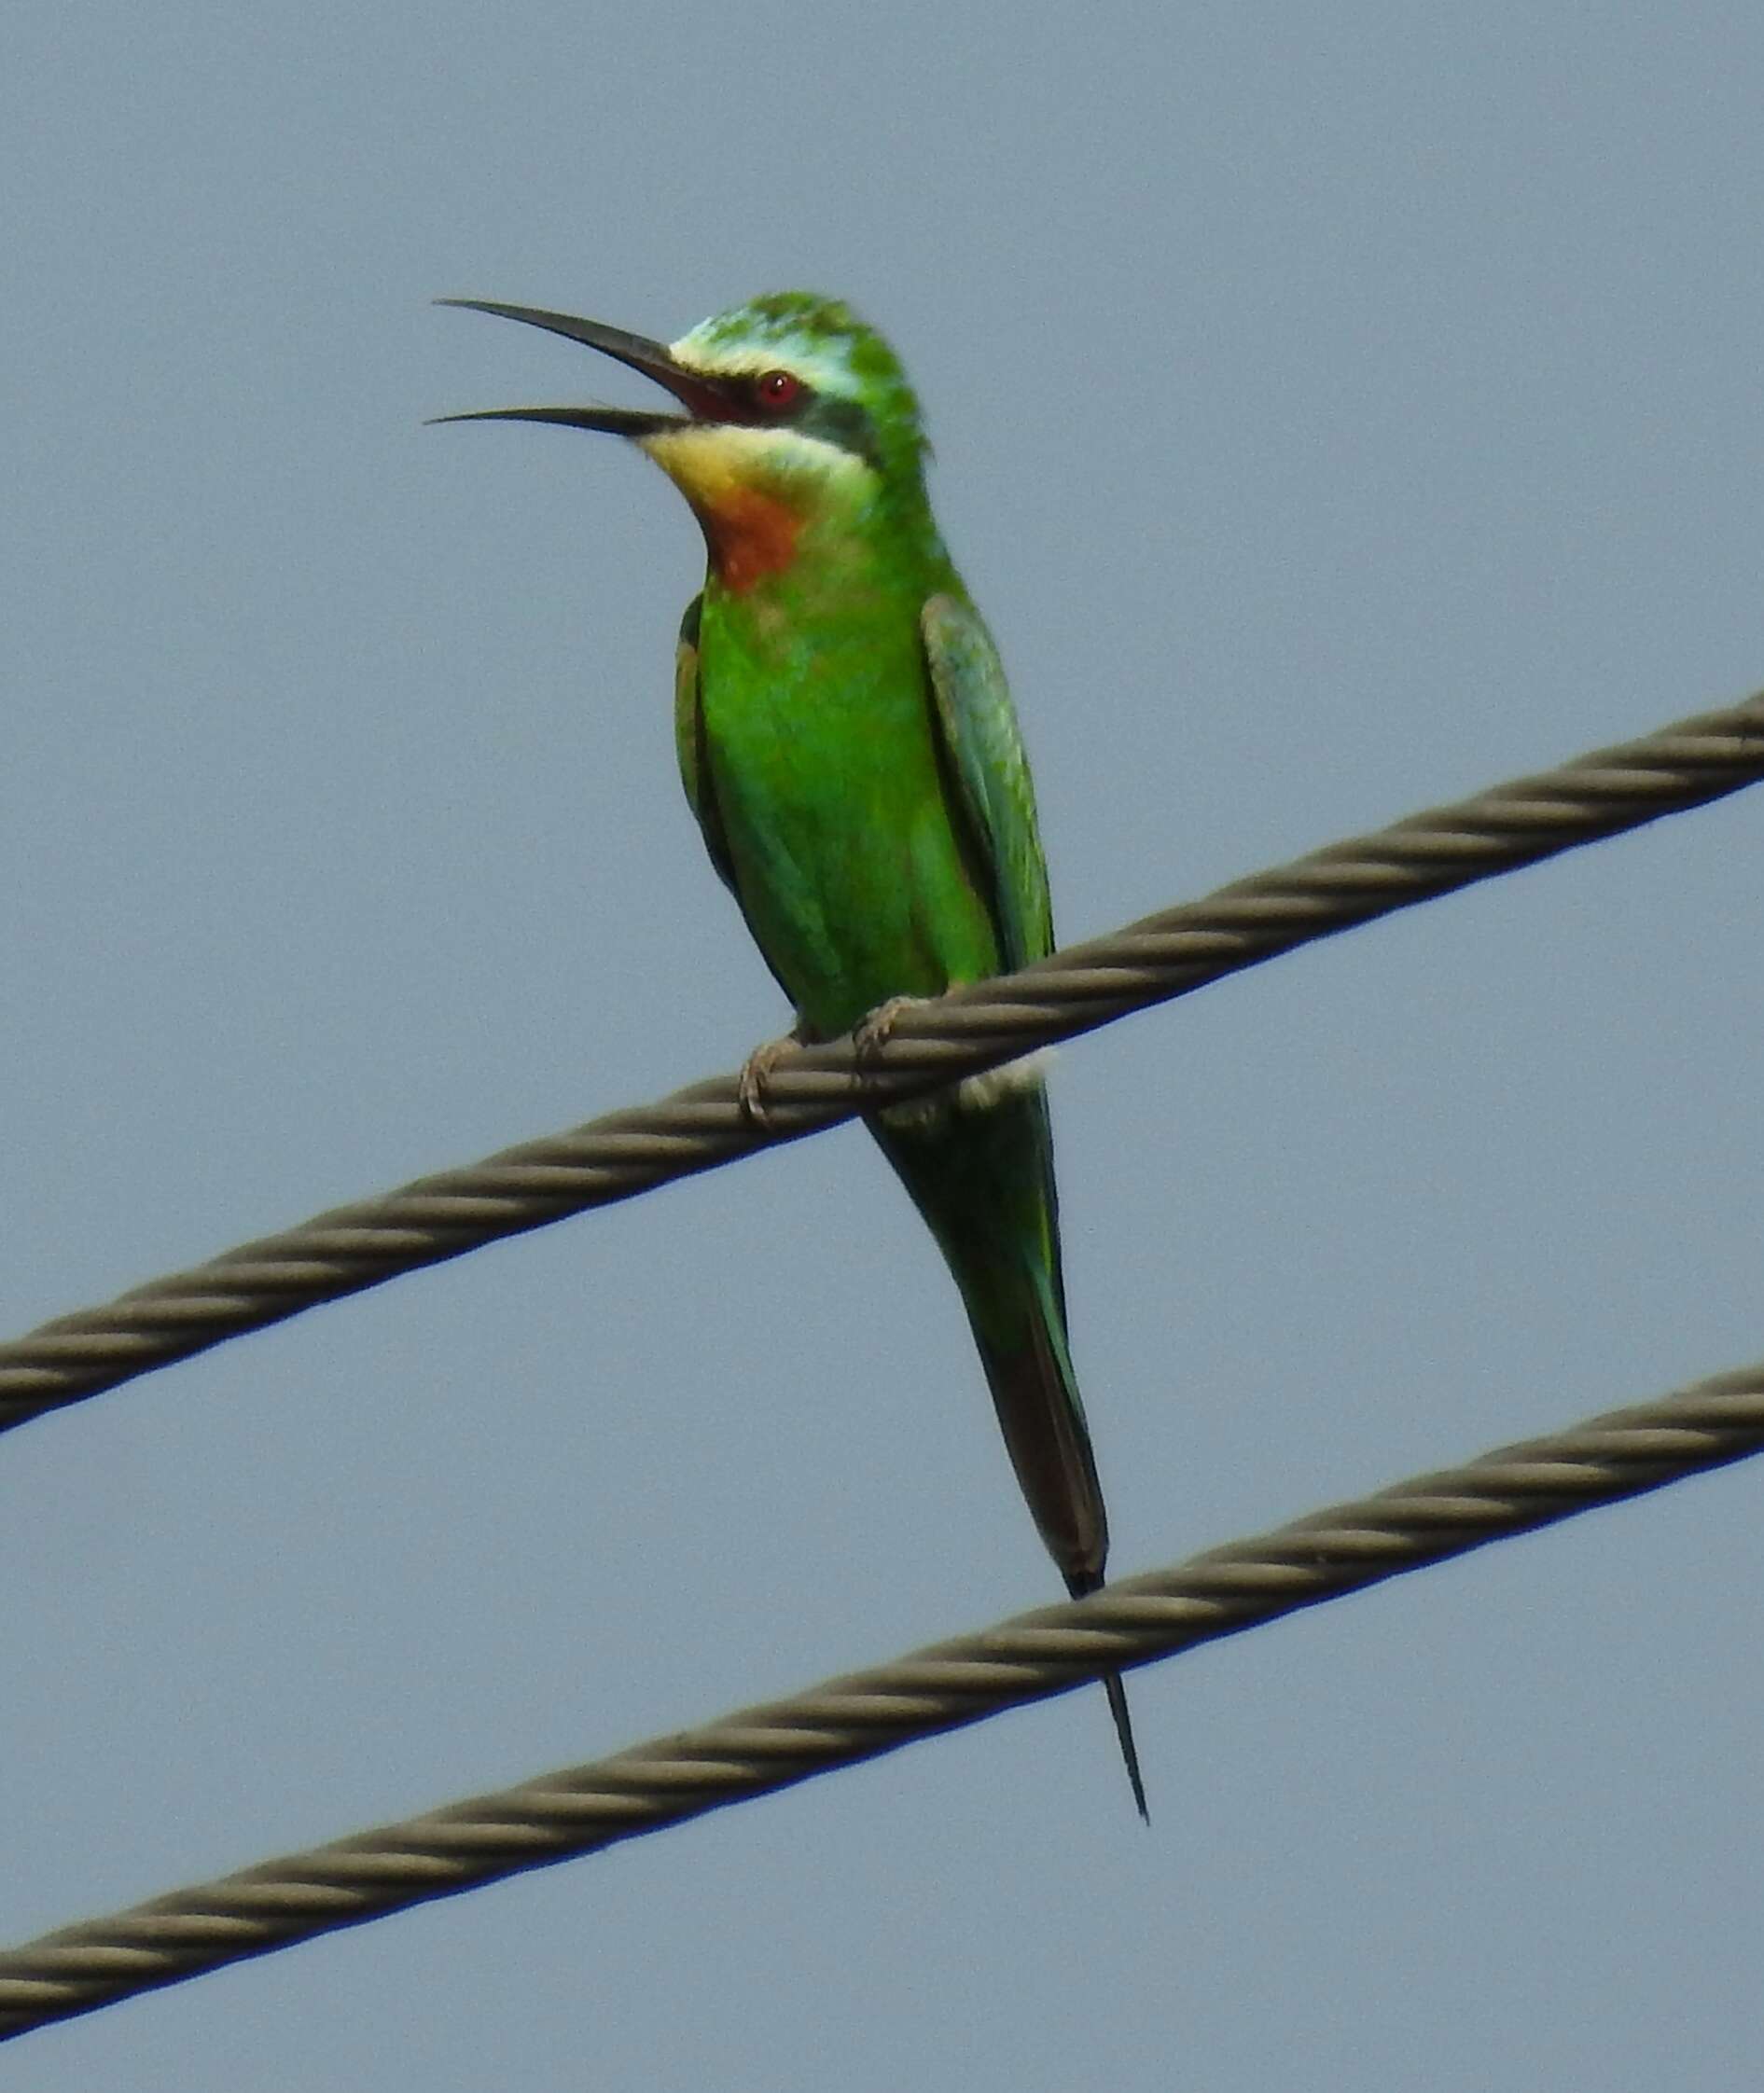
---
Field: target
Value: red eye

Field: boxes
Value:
[756,368,800,410]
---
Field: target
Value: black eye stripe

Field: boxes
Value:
[701,364,886,471]
[802,394,885,469]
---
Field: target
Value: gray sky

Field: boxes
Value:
[6,5,1762,2086]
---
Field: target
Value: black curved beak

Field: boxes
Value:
[430,298,737,437]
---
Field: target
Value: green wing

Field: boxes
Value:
[673,592,738,896]
[920,593,1054,972]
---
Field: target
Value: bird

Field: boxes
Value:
[437,291,1146,1817]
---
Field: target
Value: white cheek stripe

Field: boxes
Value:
[641,421,870,491]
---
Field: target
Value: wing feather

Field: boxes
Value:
[920,593,1054,972]
[673,593,739,896]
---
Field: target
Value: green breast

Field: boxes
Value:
[697,566,999,1040]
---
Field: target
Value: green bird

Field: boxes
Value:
[438,292,1146,1817]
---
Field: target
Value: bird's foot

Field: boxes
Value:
[854,996,949,1129]
[851,994,932,1065]
[737,1028,806,1128]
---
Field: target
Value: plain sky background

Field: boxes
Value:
[5,5,1762,2087]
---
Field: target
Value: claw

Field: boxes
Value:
[737,1030,806,1127]
[852,993,931,1063]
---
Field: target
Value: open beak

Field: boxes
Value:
[431,297,737,437]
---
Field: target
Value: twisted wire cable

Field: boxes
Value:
[4,688,1760,1437]
[1,1360,1757,2042]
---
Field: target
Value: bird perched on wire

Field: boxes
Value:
[437,290,1146,1817]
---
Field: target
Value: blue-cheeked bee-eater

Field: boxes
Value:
[438,292,1146,1816]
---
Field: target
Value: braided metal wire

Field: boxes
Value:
[2,1360,1757,2042]
[3,689,1760,1436]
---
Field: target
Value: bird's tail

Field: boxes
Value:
[1063,1571,1148,1824]
[985,1279,1148,1823]
[869,1087,1147,1820]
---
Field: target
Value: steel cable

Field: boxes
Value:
[3,687,1761,1436]
[2,1359,1757,2042]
